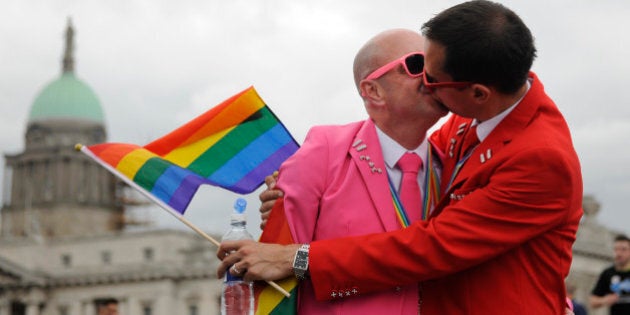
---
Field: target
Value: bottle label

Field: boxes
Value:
[225,267,244,282]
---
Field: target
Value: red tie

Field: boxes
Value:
[459,125,479,159]
[397,153,423,222]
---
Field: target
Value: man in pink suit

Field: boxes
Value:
[218,1,582,314]
[265,29,446,314]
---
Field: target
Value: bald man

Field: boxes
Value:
[252,29,445,314]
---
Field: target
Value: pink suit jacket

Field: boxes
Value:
[276,119,420,315]
[308,73,583,315]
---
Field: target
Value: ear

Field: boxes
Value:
[359,79,386,106]
[470,83,491,103]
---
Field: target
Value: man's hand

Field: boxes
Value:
[259,172,283,230]
[600,293,620,306]
[217,239,300,282]
[590,293,620,309]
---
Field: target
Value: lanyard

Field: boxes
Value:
[445,143,478,191]
[422,143,440,220]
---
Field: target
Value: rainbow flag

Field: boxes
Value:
[79,86,299,215]
[256,198,299,314]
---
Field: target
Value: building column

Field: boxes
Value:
[2,164,12,207]
[125,296,138,315]
[156,281,176,315]
[0,299,9,315]
[26,288,45,315]
[81,300,95,315]
[25,302,39,315]
[119,297,130,315]
[69,301,82,315]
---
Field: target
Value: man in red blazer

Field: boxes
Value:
[218,1,583,314]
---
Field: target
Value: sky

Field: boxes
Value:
[1,0,629,238]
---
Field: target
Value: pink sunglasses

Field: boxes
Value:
[365,51,472,92]
[365,52,425,80]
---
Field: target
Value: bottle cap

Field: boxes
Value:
[234,198,247,214]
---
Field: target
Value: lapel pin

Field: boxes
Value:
[371,167,382,174]
[480,149,492,163]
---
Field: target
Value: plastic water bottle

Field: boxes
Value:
[221,198,255,315]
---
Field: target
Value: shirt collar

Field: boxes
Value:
[474,80,531,142]
[374,124,427,170]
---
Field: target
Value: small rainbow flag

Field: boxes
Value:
[79,86,299,215]
[256,198,299,314]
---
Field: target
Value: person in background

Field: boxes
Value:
[590,234,630,315]
[218,1,583,314]
[95,298,119,315]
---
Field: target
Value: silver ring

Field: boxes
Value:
[231,265,240,274]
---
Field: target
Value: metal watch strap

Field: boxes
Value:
[293,244,310,280]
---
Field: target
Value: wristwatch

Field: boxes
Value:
[292,244,310,280]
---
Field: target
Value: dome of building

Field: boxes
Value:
[28,18,104,125]
[29,72,104,123]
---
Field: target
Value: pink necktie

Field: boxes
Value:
[397,152,423,222]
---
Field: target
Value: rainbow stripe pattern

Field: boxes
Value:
[256,198,298,314]
[85,86,299,214]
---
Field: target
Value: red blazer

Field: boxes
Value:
[308,73,583,315]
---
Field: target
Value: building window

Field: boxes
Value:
[142,305,153,315]
[188,305,198,315]
[101,251,112,264]
[143,247,154,262]
[61,254,72,267]
[58,305,69,315]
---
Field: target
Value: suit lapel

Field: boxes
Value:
[348,120,400,231]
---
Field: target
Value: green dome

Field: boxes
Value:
[29,72,104,124]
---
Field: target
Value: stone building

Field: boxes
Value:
[0,20,222,315]
[0,230,221,315]
[1,19,117,240]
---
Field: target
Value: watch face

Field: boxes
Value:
[295,252,308,269]
[294,247,309,280]
[295,260,308,269]
[294,249,309,271]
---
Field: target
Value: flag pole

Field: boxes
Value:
[76,144,291,297]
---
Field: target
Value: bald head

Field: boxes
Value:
[353,29,425,90]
